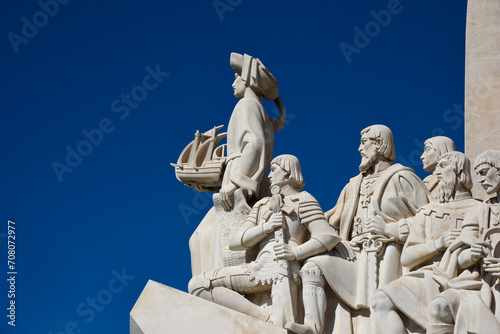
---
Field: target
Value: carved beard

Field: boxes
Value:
[359,148,378,172]
[437,173,457,203]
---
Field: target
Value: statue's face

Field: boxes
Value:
[434,157,455,182]
[476,163,500,195]
[269,164,287,187]
[358,133,378,172]
[421,142,438,172]
[232,74,246,98]
[435,157,457,202]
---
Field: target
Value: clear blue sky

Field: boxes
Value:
[0,0,467,333]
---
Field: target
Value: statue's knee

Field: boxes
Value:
[300,262,324,285]
[188,275,201,294]
[301,262,322,276]
[429,297,445,318]
[429,297,453,323]
[188,273,211,296]
[371,291,394,312]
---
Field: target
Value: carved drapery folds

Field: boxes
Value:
[171,52,500,333]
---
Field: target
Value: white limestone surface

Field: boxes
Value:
[130,280,286,334]
[465,0,500,198]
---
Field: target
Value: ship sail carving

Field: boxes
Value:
[171,125,227,192]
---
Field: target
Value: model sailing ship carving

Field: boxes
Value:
[171,125,227,192]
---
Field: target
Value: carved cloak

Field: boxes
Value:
[432,202,500,333]
[223,96,274,199]
[190,97,274,275]
[378,197,482,330]
[311,163,431,310]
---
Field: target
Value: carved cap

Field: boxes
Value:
[230,52,279,101]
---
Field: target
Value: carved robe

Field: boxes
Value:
[429,200,500,334]
[312,163,431,310]
[222,96,275,199]
[190,96,275,275]
[377,196,482,330]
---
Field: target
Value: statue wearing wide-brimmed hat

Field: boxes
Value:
[219,52,286,210]
[181,53,286,278]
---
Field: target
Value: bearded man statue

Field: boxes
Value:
[427,150,500,334]
[371,151,483,334]
[286,125,431,334]
[420,136,456,198]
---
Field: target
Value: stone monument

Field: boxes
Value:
[371,152,482,334]
[286,124,431,334]
[130,1,500,331]
[465,0,500,199]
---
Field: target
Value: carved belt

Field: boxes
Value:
[351,234,395,254]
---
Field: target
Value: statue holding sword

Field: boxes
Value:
[188,154,340,326]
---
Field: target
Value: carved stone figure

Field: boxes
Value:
[131,2,500,329]
[371,151,483,334]
[286,125,431,334]
[188,155,340,327]
[421,136,456,198]
[427,150,500,334]
[189,53,286,275]
[219,52,286,211]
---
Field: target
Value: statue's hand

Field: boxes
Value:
[366,216,388,236]
[436,229,461,251]
[274,243,296,261]
[470,240,491,263]
[219,183,237,211]
[483,257,500,277]
[335,240,356,261]
[263,213,285,234]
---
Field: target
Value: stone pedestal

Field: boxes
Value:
[130,280,286,334]
[465,0,500,198]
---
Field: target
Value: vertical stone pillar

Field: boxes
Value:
[465,0,500,198]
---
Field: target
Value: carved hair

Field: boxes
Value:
[424,136,455,158]
[271,154,305,189]
[438,151,473,191]
[474,150,500,171]
[230,53,285,131]
[360,125,396,161]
